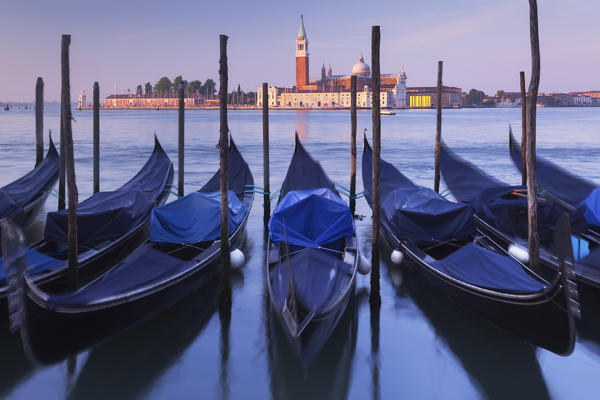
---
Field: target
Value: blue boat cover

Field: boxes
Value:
[279,135,338,199]
[0,249,63,286]
[440,143,504,203]
[269,247,354,311]
[269,188,355,248]
[580,188,600,227]
[431,243,547,293]
[509,132,598,207]
[198,139,253,200]
[441,142,562,241]
[150,190,247,243]
[0,140,59,221]
[46,246,189,307]
[362,138,474,244]
[44,141,172,246]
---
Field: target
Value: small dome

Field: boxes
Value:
[351,55,370,76]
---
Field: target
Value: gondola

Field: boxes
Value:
[441,141,600,306]
[0,136,59,243]
[0,136,173,320]
[266,134,359,369]
[19,137,253,364]
[509,130,600,243]
[363,137,576,355]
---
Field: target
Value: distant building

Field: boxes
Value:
[104,93,204,108]
[257,16,461,109]
[77,90,87,108]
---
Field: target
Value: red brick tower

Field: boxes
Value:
[296,15,309,90]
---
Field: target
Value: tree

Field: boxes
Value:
[496,90,505,99]
[144,82,152,96]
[136,84,143,96]
[465,88,486,105]
[188,80,201,95]
[172,75,188,93]
[202,79,216,98]
[155,76,172,96]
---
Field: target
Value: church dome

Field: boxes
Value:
[351,55,370,76]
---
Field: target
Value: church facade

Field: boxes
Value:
[257,16,461,109]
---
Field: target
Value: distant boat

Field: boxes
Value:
[3,104,8,111]
[381,110,395,115]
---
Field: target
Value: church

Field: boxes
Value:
[257,16,462,109]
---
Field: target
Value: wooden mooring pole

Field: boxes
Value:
[178,82,185,197]
[262,83,270,227]
[434,61,443,193]
[58,111,66,210]
[61,34,78,289]
[370,25,381,307]
[35,77,44,165]
[93,82,100,194]
[520,71,527,186]
[350,75,357,216]
[218,34,232,313]
[526,0,540,271]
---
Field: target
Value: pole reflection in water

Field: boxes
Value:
[267,294,357,400]
[368,289,380,400]
[389,263,552,400]
[219,305,231,400]
[65,284,219,399]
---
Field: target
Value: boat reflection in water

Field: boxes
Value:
[0,321,33,398]
[388,265,552,400]
[65,283,219,400]
[267,294,357,400]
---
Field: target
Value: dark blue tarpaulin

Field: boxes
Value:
[0,191,20,220]
[440,143,504,203]
[150,191,246,243]
[362,138,474,244]
[44,190,153,246]
[432,243,547,293]
[0,249,63,285]
[44,140,172,246]
[382,187,475,244]
[269,247,354,311]
[580,188,600,227]
[441,142,562,241]
[0,140,59,221]
[269,188,355,248]
[279,135,338,199]
[509,132,598,207]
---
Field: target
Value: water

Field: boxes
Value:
[1,106,600,399]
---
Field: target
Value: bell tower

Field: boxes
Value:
[296,15,309,90]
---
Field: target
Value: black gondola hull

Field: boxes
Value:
[23,225,245,364]
[269,279,355,370]
[380,228,575,356]
[0,170,173,321]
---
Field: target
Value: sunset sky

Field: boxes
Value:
[1,0,598,101]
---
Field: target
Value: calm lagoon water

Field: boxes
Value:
[1,106,600,399]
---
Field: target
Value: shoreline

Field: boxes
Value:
[73,104,599,111]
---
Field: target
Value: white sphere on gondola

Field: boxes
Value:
[508,244,529,264]
[391,249,404,265]
[230,248,246,269]
[358,253,371,275]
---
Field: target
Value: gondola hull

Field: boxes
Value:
[268,276,355,370]
[22,216,247,364]
[0,175,173,321]
[380,227,575,355]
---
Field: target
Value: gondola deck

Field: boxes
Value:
[18,137,253,364]
[363,136,576,356]
[266,135,358,369]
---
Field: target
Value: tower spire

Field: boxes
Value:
[298,14,306,38]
